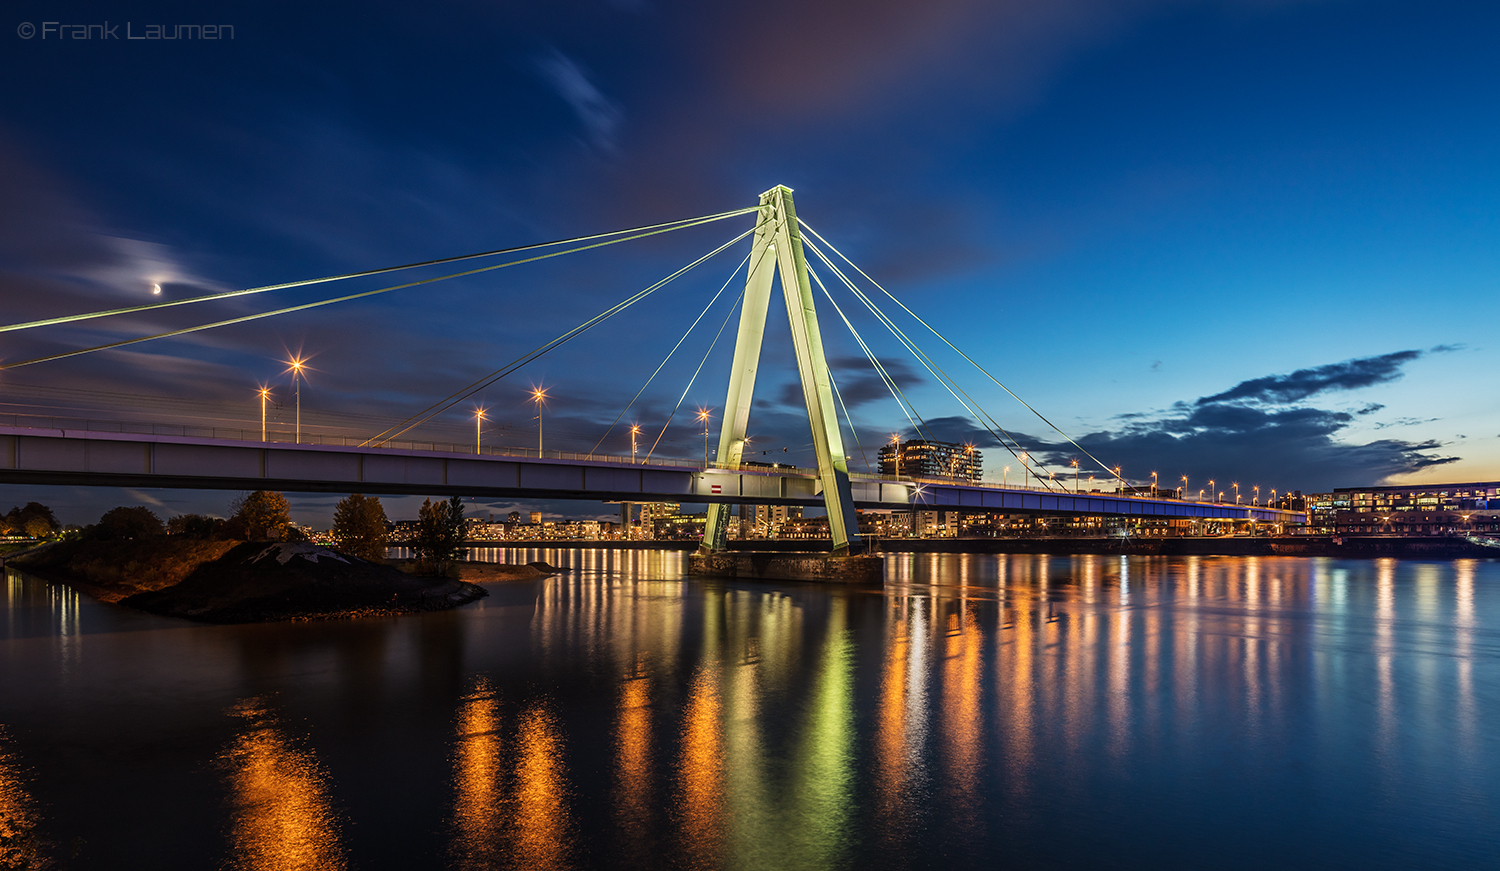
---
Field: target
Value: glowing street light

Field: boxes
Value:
[890,433,901,478]
[1181,475,1188,499]
[1233,482,1241,505]
[631,424,642,465]
[1003,465,1011,487]
[531,386,548,456]
[1151,471,1158,497]
[1207,479,1215,504]
[284,355,308,444]
[257,386,271,442]
[1114,465,1122,494]
[697,408,713,468]
[1253,485,1260,507]
[474,406,487,455]
[1071,458,1080,493]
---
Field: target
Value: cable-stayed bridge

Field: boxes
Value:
[0,186,1307,552]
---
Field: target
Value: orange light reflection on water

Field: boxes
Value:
[221,698,347,871]
[514,704,573,871]
[449,677,503,871]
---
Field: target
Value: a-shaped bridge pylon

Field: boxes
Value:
[701,186,863,555]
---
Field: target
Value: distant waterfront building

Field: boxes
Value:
[1332,481,1500,535]
[878,439,982,482]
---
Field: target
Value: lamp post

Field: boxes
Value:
[1020,452,1029,489]
[258,387,271,442]
[890,433,901,478]
[1071,458,1080,493]
[1233,482,1240,505]
[697,408,712,467]
[1151,471,1158,497]
[1004,465,1010,487]
[631,424,641,465]
[1207,480,1215,504]
[1181,475,1188,500]
[474,407,486,455]
[285,356,307,444]
[531,387,548,457]
[1253,485,1260,507]
[1114,466,1122,494]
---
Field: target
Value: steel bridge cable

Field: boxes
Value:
[589,250,751,458]
[825,370,873,475]
[363,226,756,447]
[640,225,781,463]
[0,207,762,335]
[0,213,764,372]
[799,219,1127,490]
[804,238,1065,490]
[807,241,1061,489]
[642,285,746,463]
[804,261,929,442]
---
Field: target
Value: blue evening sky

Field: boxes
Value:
[1,0,1495,524]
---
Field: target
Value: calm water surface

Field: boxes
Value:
[1,551,1498,869]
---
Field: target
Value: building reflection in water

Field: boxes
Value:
[220,697,347,871]
[427,552,1493,867]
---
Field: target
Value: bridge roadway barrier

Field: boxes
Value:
[0,425,1304,523]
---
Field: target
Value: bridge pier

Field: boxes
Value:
[688,550,883,584]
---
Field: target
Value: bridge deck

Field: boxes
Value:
[0,426,1304,522]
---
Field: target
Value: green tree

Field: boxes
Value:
[331,494,389,561]
[230,490,293,540]
[412,496,467,575]
[93,506,165,540]
[167,514,226,538]
[5,502,59,539]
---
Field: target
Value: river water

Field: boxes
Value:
[1,551,1497,870]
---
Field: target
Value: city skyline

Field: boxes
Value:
[2,0,1496,527]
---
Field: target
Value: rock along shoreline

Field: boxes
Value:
[11,540,511,625]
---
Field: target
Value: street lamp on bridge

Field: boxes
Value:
[474,407,487,455]
[1071,458,1080,493]
[257,387,271,442]
[631,424,641,465]
[1207,479,1215,504]
[697,408,712,467]
[531,386,548,457]
[284,356,307,444]
[1233,482,1241,505]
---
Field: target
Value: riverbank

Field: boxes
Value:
[13,539,488,623]
[464,535,1500,559]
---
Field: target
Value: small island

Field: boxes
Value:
[4,492,550,624]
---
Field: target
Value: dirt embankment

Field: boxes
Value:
[14,540,489,624]
[389,559,562,583]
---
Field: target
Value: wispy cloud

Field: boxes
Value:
[534,49,623,152]
[1197,350,1422,406]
